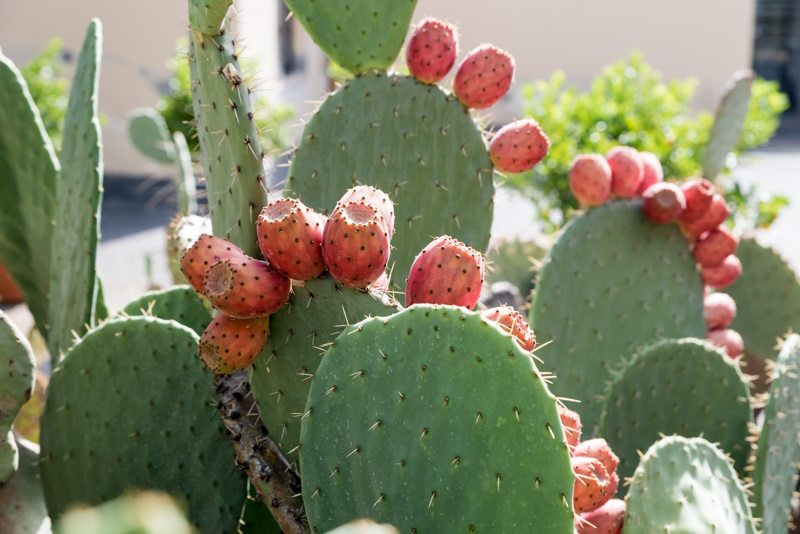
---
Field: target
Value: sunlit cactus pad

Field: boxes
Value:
[122,285,211,336]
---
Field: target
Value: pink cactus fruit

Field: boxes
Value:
[405,236,485,309]
[679,194,731,241]
[704,292,737,329]
[642,182,686,225]
[557,404,582,452]
[708,328,745,358]
[489,119,550,173]
[198,315,270,375]
[256,199,326,281]
[573,439,620,477]
[701,254,742,289]
[679,178,715,223]
[572,456,617,514]
[180,234,247,293]
[569,155,612,206]
[638,152,664,194]
[576,499,626,534]
[321,201,391,289]
[606,146,643,198]
[203,257,291,319]
[453,44,515,109]
[480,305,536,351]
[693,226,738,268]
[338,186,395,238]
[405,17,458,84]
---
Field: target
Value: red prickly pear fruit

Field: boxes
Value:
[707,328,744,358]
[453,44,515,110]
[321,202,391,289]
[701,254,742,289]
[198,315,270,375]
[679,194,731,241]
[638,152,664,194]
[257,199,326,280]
[569,155,612,206]
[405,236,485,309]
[557,405,582,451]
[180,234,247,293]
[203,257,291,319]
[573,439,620,476]
[338,186,395,238]
[704,292,737,329]
[642,182,686,225]
[405,18,458,84]
[577,499,625,534]
[693,226,738,268]
[572,457,616,514]
[480,305,536,351]
[489,119,550,174]
[606,146,643,198]
[679,178,715,223]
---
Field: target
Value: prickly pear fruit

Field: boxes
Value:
[480,305,536,351]
[338,186,395,238]
[679,178,715,222]
[453,44,514,109]
[693,226,738,268]
[489,119,550,173]
[321,202,391,289]
[707,328,744,358]
[701,254,742,289]
[642,182,686,224]
[573,439,620,476]
[680,194,731,240]
[606,146,643,198]
[704,292,737,329]
[405,236,485,308]
[256,198,326,280]
[558,405,582,451]
[569,154,612,206]
[203,257,291,319]
[198,315,269,374]
[638,152,663,194]
[572,456,616,514]
[405,17,458,84]
[577,499,625,534]
[180,234,246,293]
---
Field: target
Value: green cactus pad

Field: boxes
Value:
[0,438,48,532]
[0,430,17,485]
[189,0,232,34]
[599,338,752,485]
[530,201,705,432]
[486,238,550,302]
[93,273,109,324]
[189,28,267,256]
[39,317,246,533]
[127,108,176,164]
[702,70,754,181]
[250,275,398,468]
[173,131,198,215]
[288,72,495,296]
[48,19,104,360]
[121,286,211,336]
[623,436,757,534]
[723,237,800,361]
[751,334,800,533]
[300,305,575,533]
[284,0,417,74]
[0,51,59,337]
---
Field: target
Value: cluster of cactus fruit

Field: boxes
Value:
[3,1,800,533]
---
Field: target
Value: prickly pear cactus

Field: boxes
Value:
[173,131,198,215]
[300,305,575,533]
[599,338,752,484]
[121,285,211,335]
[127,108,176,164]
[702,69,754,181]
[530,201,705,431]
[189,0,232,35]
[623,436,757,534]
[0,437,48,533]
[485,238,550,302]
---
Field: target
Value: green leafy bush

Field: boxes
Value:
[20,39,68,153]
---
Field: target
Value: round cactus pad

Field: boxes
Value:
[288,72,495,298]
[39,317,246,533]
[0,438,48,533]
[300,305,574,533]
[530,201,705,432]
[623,436,757,534]
[122,285,211,336]
[600,338,752,485]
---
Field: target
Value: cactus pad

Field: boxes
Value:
[288,72,495,295]
[530,201,705,431]
[751,334,800,533]
[173,131,198,215]
[284,0,418,74]
[250,275,398,468]
[189,0,232,34]
[702,70,754,181]
[300,305,575,533]
[599,338,752,484]
[39,317,246,533]
[0,437,48,532]
[127,108,176,164]
[623,436,757,534]
[121,286,211,336]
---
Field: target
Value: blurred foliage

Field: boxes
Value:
[20,39,68,154]
[509,52,790,232]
